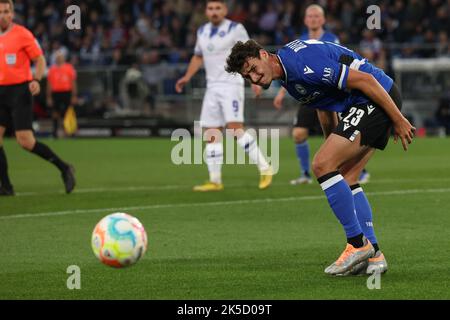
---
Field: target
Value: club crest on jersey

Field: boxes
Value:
[219,31,226,37]
[295,84,307,95]
[5,54,16,65]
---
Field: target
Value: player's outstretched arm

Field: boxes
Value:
[317,109,338,139]
[175,55,203,93]
[346,69,415,151]
[273,87,286,110]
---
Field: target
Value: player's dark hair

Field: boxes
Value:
[225,40,263,74]
[0,0,14,11]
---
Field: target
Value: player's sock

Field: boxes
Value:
[346,233,364,248]
[318,171,364,246]
[350,184,379,252]
[372,243,379,253]
[0,146,12,188]
[30,141,69,172]
[295,141,310,177]
[237,131,270,172]
[205,142,223,184]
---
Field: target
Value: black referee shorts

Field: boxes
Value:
[0,82,33,131]
[51,91,72,114]
[333,83,402,150]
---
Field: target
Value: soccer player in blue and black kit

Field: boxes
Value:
[225,39,415,275]
[274,4,341,186]
[274,4,370,186]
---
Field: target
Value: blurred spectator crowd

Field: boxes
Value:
[12,0,450,68]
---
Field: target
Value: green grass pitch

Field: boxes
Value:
[0,136,449,299]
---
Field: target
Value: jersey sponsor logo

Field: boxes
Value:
[343,123,351,131]
[5,53,16,65]
[303,65,314,75]
[367,104,375,115]
[322,67,334,84]
[295,84,307,95]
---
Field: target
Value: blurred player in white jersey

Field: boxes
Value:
[176,0,272,191]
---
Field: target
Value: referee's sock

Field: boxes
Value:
[318,171,364,247]
[0,146,13,188]
[31,141,68,172]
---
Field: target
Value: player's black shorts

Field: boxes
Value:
[51,91,72,114]
[0,82,33,131]
[293,104,322,133]
[333,83,402,150]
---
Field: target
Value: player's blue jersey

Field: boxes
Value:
[277,39,393,113]
[299,31,340,44]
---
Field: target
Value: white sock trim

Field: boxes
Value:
[205,143,223,163]
[352,187,364,195]
[205,143,223,183]
[237,132,270,171]
[320,174,344,191]
[237,132,256,151]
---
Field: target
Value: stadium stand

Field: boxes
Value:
[14,0,449,137]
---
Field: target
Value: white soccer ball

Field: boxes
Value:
[91,213,148,268]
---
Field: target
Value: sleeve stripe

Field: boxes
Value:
[338,64,347,89]
[350,58,366,70]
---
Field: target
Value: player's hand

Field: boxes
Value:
[47,97,53,108]
[71,96,78,106]
[393,116,416,151]
[175,76,190,93]
[29,80,40,96]
[251,84,262,98]
[273,93,284,110]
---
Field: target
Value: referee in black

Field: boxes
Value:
[0,0,75,196]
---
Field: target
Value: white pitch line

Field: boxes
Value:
[15,184,187,196]
[13,177,450,197]
[2,187,450,221]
